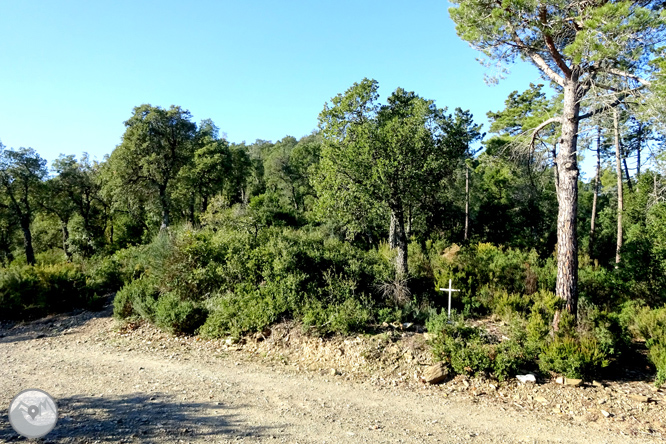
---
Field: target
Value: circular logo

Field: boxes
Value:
[8,389,58,439]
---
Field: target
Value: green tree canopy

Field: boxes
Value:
[108,104,198,230]
[0,146,48,265]
[315,79,468,276]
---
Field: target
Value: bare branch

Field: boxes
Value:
[530,117,562,150]
[579,86,646,120]
[604,68,651,86]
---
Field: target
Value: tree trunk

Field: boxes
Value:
[406,205,412,240]
[637,123,642,179]
[554,79,580,323]
[391,208,408,277]
[61,221,71,262]
[389,212,397,249]
[614,110,623,266]
[552,144,559,195]
[20,217,35,266]
[188,199,196,226]
[109,215,114,245]
[159,185,170,230]
[623,157,633,193]
[589,127,601,259]
[464,165,470,241]
[202,194,209,215]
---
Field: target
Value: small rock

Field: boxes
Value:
[329,368,340,376]
[564,378,583,387]
[462,379,470,388]
[535,396,549,404]
[592,380,604,388]
[555,376,565,384]
[601,409,611,418]
[488,383,497,391]
[516,374,536,384]
[423,363,449,385]
[627,394,649,403]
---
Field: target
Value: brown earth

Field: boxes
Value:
[0,301,664,443]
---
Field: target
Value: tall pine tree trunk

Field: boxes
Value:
[589,127,601,260]
[614,110,623,265]
[637,123,642,178]
[464,165,470,241]
[555,78,580,324]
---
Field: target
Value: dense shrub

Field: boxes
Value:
[424,242,552,316]
[199,274,304,339]
[621,302,666,387]
[154,292,208,335]
[426,312,534,381]
[0,263,102,319]
[112,276,160,321]
[301,297,372,335]
[538,336,609,379]
[84,255,125,294]
[116,225,392,337]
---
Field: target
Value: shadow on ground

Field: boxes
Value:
[0,296,114,345]
[0,392,274,443]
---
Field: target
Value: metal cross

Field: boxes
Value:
[439,279,460,318]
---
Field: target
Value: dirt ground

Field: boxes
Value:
[1,301,664,443]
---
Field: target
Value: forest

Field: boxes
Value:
[1,1,666,386]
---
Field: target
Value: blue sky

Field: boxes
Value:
[1,1,548,167]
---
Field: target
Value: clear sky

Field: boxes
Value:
[1,1,546,166]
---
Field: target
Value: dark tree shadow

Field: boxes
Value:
[0,297,114,345]
[0,392,275,443]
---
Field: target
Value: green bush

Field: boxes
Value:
[0,263,100,320]
[650,343,666,387]
[538,336,609,379]
[131,225,392,337]
[85,255,125,294]
[426,312,531,381]
[491,339,534,381]
[426,242,552,316]
[154,292,208,335]
[0,266,41,318]
[301,297,372,335]
[620,302,666,387]
[199,274,304,339]
[113,277,160,321]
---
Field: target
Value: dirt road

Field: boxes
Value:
[0,305,661,443]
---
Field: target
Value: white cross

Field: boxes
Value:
[439,279,460,318]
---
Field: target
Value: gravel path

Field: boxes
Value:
[0,305,662,443]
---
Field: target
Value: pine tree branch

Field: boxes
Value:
[506,21,565,87]
[604,68,651,86]
[530,117,561,150]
